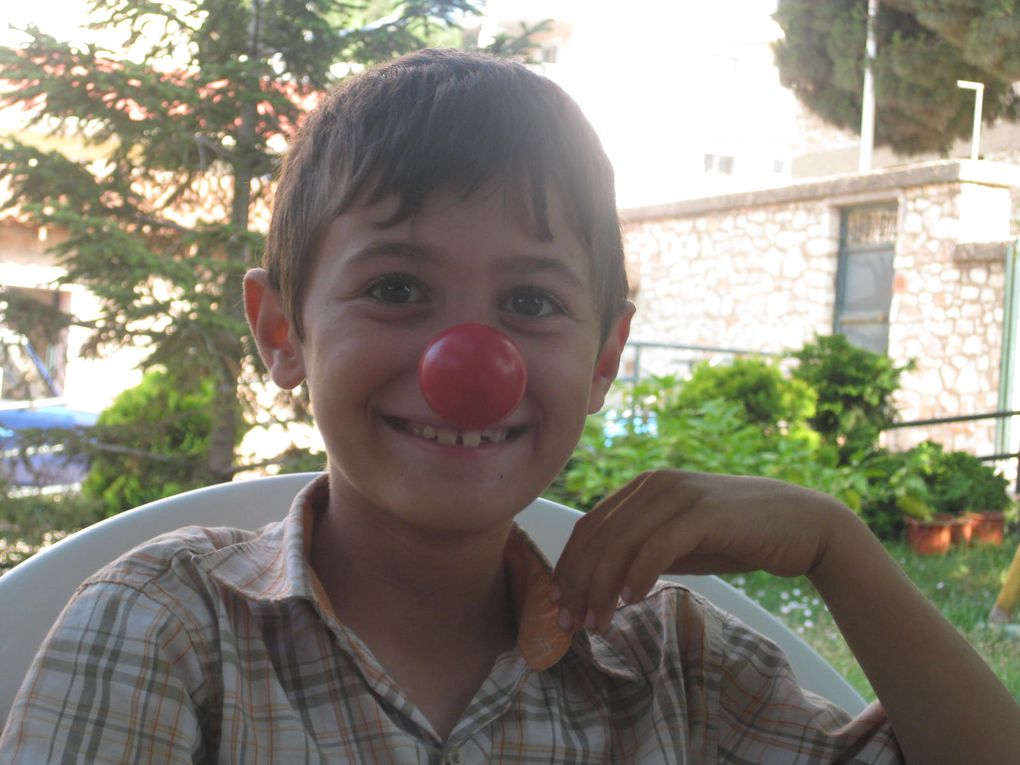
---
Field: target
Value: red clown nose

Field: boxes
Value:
[418,323,527,429]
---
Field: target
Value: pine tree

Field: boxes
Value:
[774,0,1020,155]
[0,0,538,489]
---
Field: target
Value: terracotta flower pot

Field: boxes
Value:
[905,516,953,555]
[967,511,1006,545]
[946,514,973,546]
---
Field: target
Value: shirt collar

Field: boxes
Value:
[202,473,640,681]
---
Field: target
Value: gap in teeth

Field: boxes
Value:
[401,419,509,447]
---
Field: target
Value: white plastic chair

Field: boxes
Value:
[0,473,866,725]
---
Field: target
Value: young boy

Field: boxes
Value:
[3,49,1019,763]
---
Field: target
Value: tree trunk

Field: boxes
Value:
[206,0,262,484]
[206,161,250,484]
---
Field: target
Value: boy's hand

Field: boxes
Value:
[551,469,853,633]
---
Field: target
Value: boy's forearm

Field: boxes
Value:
[808,511,1020,764]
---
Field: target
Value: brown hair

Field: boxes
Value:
[265,48,629,341]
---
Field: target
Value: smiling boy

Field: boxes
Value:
[3,49,1020,763]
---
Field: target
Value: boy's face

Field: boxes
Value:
[251,186,631,533]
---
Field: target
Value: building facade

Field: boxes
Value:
[622,160,1020,468]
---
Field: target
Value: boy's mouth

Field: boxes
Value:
[385,417,520,449]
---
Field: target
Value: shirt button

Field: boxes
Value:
[442,747,464,765]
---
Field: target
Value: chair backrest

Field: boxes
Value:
[0,473,866,725]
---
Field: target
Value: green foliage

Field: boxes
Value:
[903,441,1013,516]
[934,448,1012,514]
[773,0,1020,155]
[273,447,328,475]
[798,441,1015,541]
[855,448,934,540]
[546,374,864,514]
[673,357,816,434]
[0,492,106,572]
[790,334,910,464]
[82,370,245,514]
[548,336,1014,543]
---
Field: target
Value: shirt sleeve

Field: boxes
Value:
[0,580,210,764]
[709,604,904,764]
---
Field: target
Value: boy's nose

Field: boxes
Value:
[418,323,527,428]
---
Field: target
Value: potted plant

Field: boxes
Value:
[916,444,975,545]
[867,442,1013,554]
[932,449,1013,546]
[891,452,952,555]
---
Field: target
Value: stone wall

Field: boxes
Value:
[621,160,1020,465]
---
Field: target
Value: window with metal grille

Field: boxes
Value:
[835,205,897,354]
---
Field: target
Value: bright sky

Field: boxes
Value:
[3,1,90,46]
[2,0,798,207]
[480,0,797,205]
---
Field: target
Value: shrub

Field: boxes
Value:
[790,334,912,463]
[547,375,864,513]
[673,357,816,435]
[855,448,932,539]
[932,448,1012,515]
[0,491,106,571]
[82,369,244,515]
[274,446,327,474]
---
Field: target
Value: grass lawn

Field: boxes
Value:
[721,533,1020,704]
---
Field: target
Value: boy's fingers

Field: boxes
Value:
[552,515,622,632]
[553,472,693,633]
[621,520,698,603]
[552,475,659,623]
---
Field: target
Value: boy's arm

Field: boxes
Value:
[551,470,1020,765]
[808,509,1020,764]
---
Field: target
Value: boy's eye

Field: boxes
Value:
[502,288,562,318]
[367,275,425,304]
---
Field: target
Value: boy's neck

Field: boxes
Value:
[309,478,519,628]
[308,481,520,738]
[312,504,516,626]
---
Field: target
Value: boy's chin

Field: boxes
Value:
[332,471,549,536]
[380,486,541,534]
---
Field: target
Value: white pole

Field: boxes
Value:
[859,0,879,173]
[957,80,985,161]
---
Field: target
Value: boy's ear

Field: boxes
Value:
[587,301,635,414]
[243,268,306,390]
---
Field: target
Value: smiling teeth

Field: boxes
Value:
[401,420,510,448]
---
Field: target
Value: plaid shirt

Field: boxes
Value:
[2,476,902,764]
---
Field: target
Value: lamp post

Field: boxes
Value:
[957,80,984,161]
[859,0,879,172]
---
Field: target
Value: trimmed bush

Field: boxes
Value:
[791,334,911,463]
[673,357,816,435]
[82,369,242,514]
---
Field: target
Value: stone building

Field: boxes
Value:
[0,219,144,414]
[621,159,1020,468]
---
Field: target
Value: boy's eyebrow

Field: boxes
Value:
[345,242,587,288]
[343,241,432,265]
[495,254,587,289]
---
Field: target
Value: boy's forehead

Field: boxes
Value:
[306,187,597,303]
[338,185,590,258]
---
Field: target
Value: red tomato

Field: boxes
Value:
[418,323,527,429]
